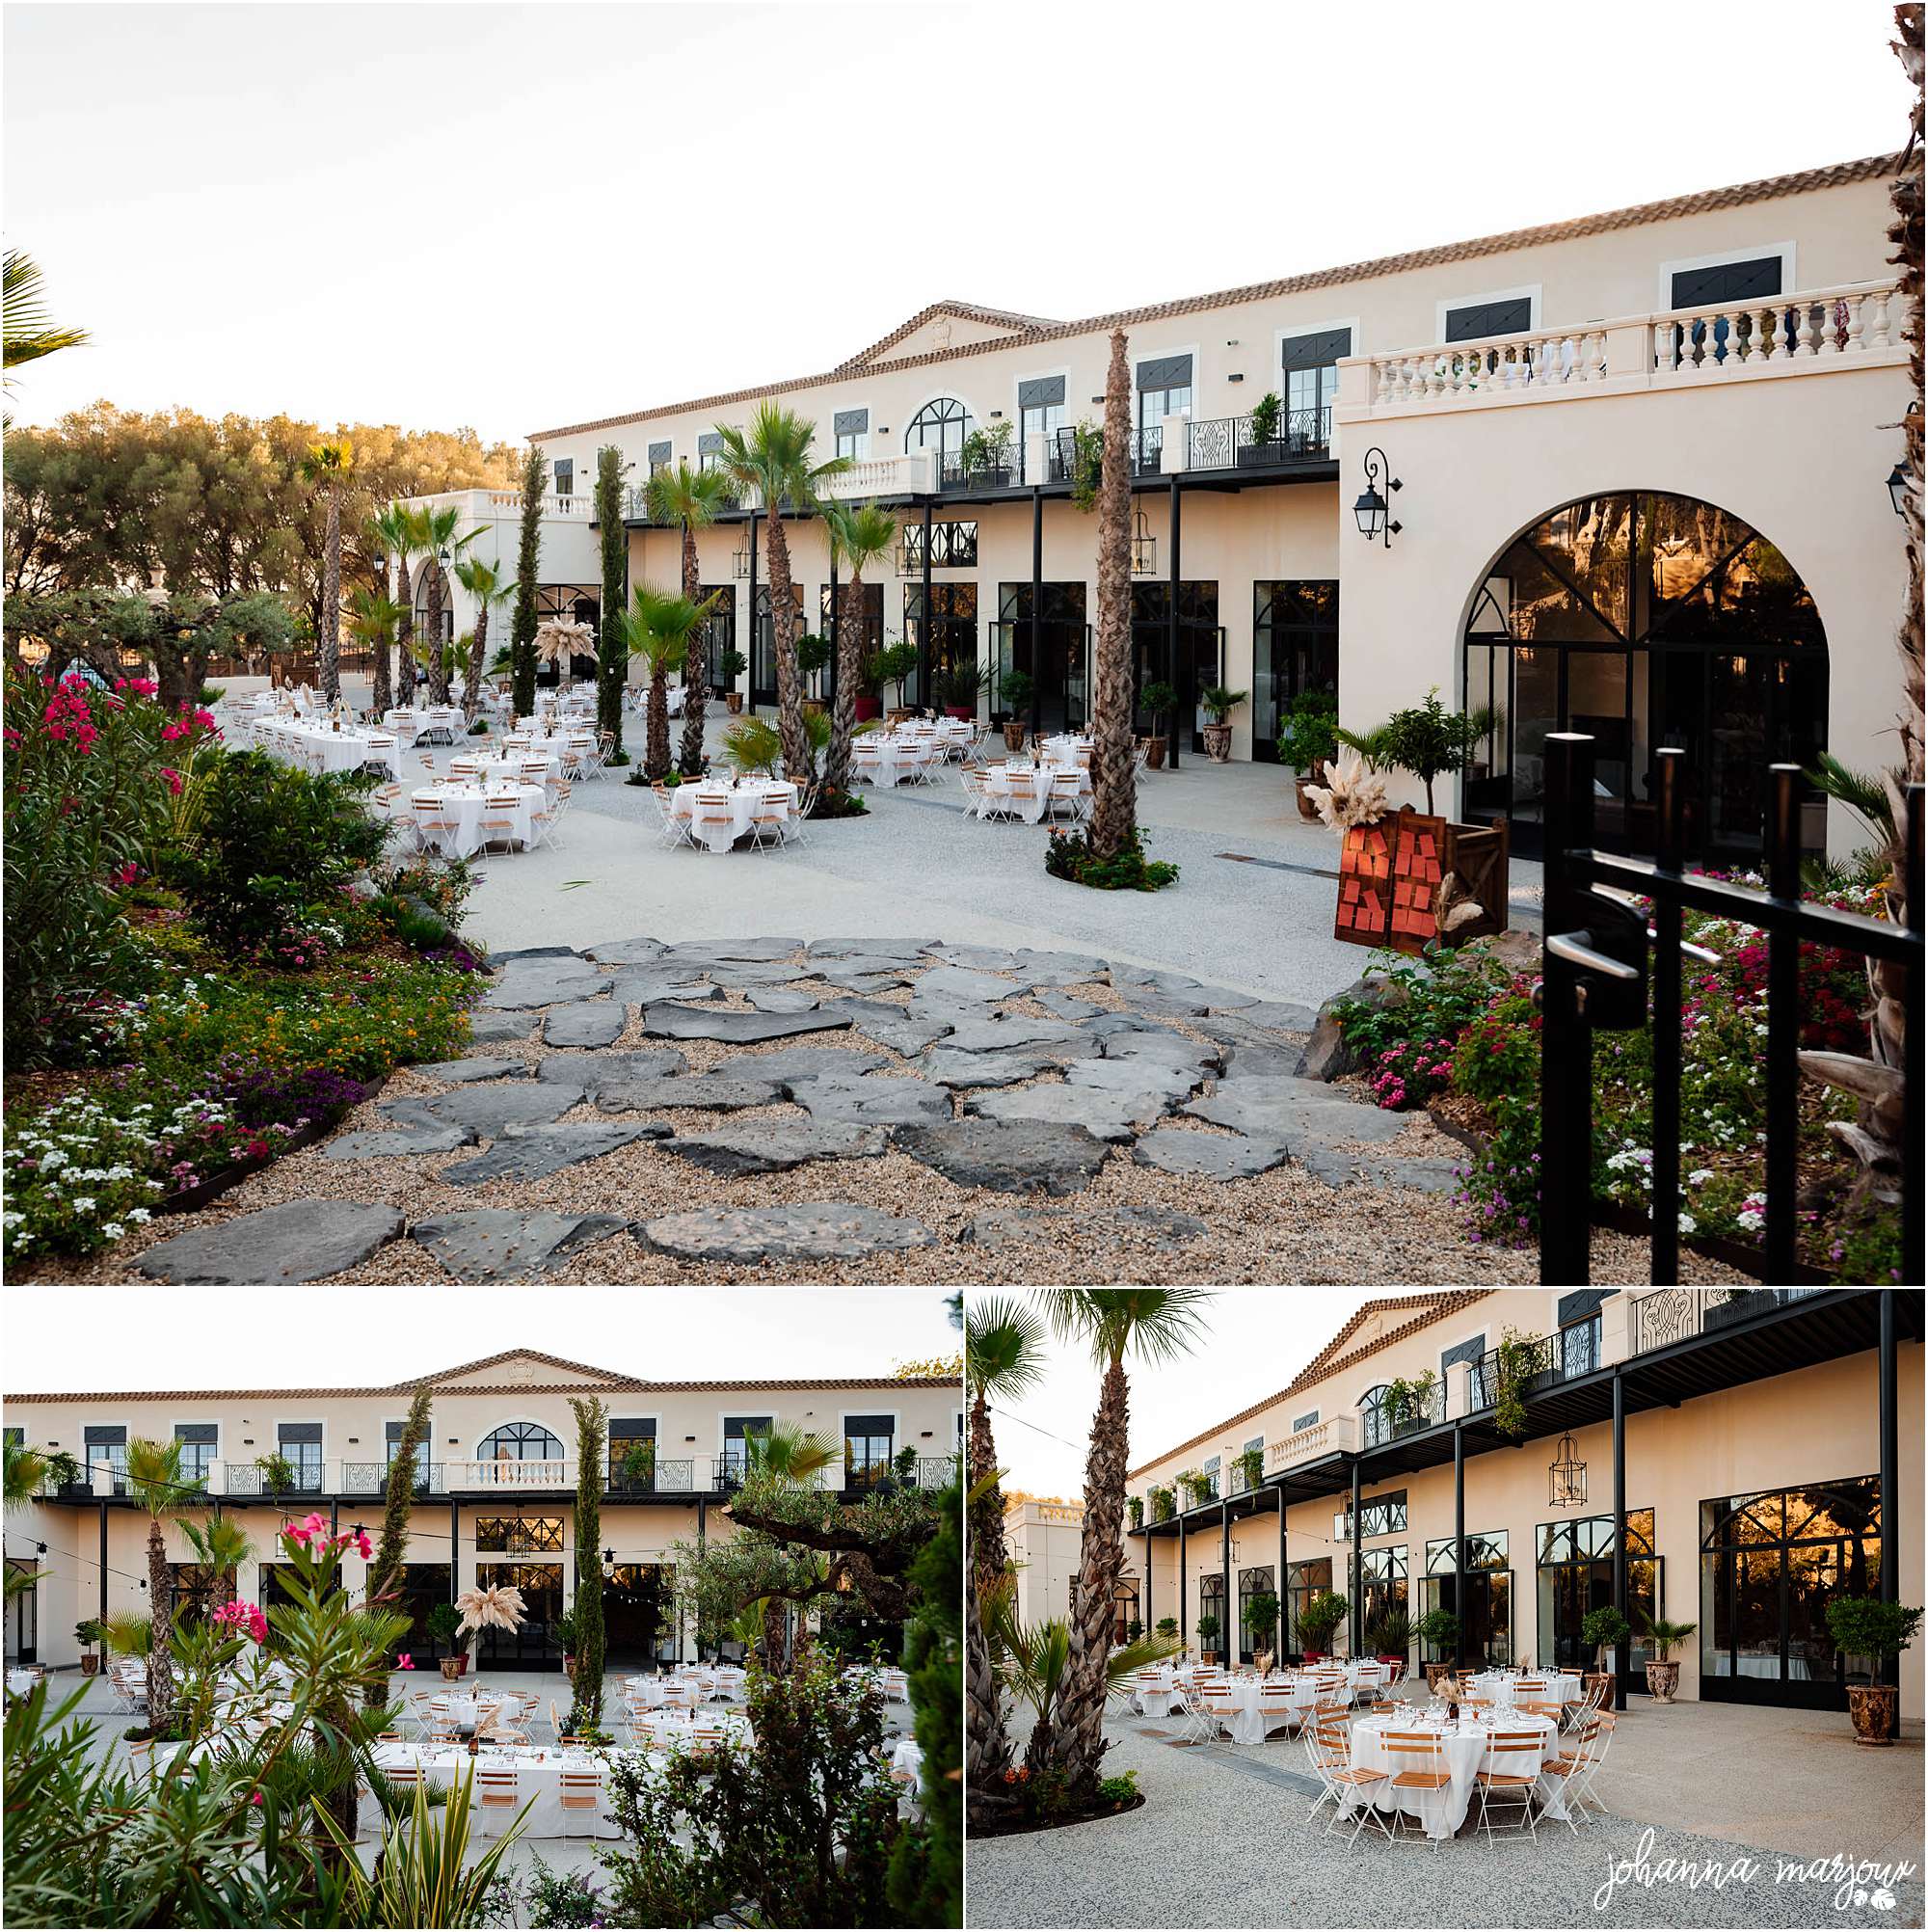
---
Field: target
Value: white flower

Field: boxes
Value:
[1686,1168,1714,1187]
[1677,1213,1697,1235]
[70,1195,97,1213]
[101,1222,125,1242]
[1302,745,1389,833]
[127,1207,151,1223]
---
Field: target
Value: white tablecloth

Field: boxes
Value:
[853,734,938,787]
[630,1708,754,1753]
[891,1738,924,1782]
[456,753,560,788]
[671,782,796,852]
[977,760,1090,823]
[1221,1674,1330,1742]
[1344,1713,1563,1839]
[259,721,395,775]
[1468,1670,1583,1707]
[386,706,465,745]
[411,784,545,857]
[1041,734,1093,764]
[6,1669,39,1698]
[368,1743,619,1837]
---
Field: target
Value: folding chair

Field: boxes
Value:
[1044,768,1087,823]
[1313,1721,1392,1845]
[748,787,792,852]
[650,783,694,850]
[559,1766,603,1837]
[475,1767,521,1838]
[1379,1730,1453,1846]
[1539,1714,1599,1836]
[958,766,988,818]
[1473,1729,1544,1841]
[690,792,734,852]
[526,792,563,852]
[479,793,522,854]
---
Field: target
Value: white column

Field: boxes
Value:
[1160,412,1189,474]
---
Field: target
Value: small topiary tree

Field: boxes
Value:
[1581,1603,1631,1677]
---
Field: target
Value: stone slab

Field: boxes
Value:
[658,1121,889,1175]
[536,1049,688,1089]
[806,937,942,961]
[541,1003,629,1049]
[916,964,1022,1004]
[594,1073,784,1114]
[921,1049,1062,1089]
[1132,1125,1293,1180]
[607,972,722,1007]
[440,1120,664,1185]
[824,1002,953,1057]
[1036,991,1106,1022]
[661,937,804,963]
[640,1003,852,1043]
[409,1210,630,1282]
[634,1202,937,1264]
[581,937,668,964]
[135,1201,404,1284]
[1218,1045,1306,1081]
[963,1083,1144,1142]
[1011,949,1110,986]
[465,1012,536,1045]
[389,1082,585,1131]
[701,961,817,989]
[895,1118,1111,1195]
[1062,1058,1204,1107]
[483,954,606,1009]
[921,944,1023,974]
[1095,1031,1222,1075]
[488,946,580,964]
[792,1072,951,1128]
[942,1016,1080,1055]
[1232,1000,1321,1033]
[324,1121,477,1159]
[745,987,822,1013]
[410,1056,524,1085]
[715,1047,891,1091]
[962,1202,1208,1251]
[1184,1075,1408,1144]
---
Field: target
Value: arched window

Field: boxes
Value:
[477,1422,565,1462]
[903,397,974,461]
[1462,491,1827,865]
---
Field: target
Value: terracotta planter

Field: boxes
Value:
[81,1653,100,1677]
[1424,1662,1454,1693]
[1202,722,1233,763]
[1645,1659,1681,1703]
[854,696,882,721]
[1585,1670,1615,1707]
[1294,760,1327,819]
[563,1655,577,1682]
[1143,737,1166,770]
[802,699,826,719]
[1848,1682,1897,1746]
[944,705,973,720]
[1003,721,1025,752]
[440,1656,464,1682]
[725,691,743,714]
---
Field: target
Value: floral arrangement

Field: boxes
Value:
[287,1510,373,1560]
[455,1583,528,1637]
[1300,744,1387,831]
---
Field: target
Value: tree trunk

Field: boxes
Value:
[761,1597,790,1676]
[147,1518,175,1734]
[154,646,201,718]
[371,558,393,717]
[824,571,868,794]
[1048,1354,1129,1799]
[394,555,416,707]
[462,602,488,721]
[424,564,448,707]
[765,518,810,779]
[678,522,709,774]
[317,487,341,708]
[648,668,670,777]
[1087,330,1138,858]
[967,1391,1007,1593]
[964,1576,1014,1827]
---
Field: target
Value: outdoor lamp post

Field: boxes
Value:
[1353,446,1402,546]
[1888,462,1909,518]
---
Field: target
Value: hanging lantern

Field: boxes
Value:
[1548,1430,1587,1508]
[733,543,752,580]
[1131,510,1157,577]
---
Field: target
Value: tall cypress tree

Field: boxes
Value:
[595,445,629,756]
[362,1385,432,1712]
[569,1395,607,1733]
[511,443,544,715]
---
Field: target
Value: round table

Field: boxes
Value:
[6,1669,40,1699]
[671,781,796,852]
[1344,1711,1563,1838]
[1467,1670,1584,1708]
[263,721,394,775]
[386,706,465,745]
[630,1708,753,1753]
[368,1742,620,1837]
[853,734,938,787]
[470,753,560,788]
[1221,1673,1326,1742]
[410,783,546,857]
[976,760,1089,824]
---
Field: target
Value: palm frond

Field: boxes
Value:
[1808,752,1903,854]
[1040,1288,1214,1370]
[3,249,89,374]
[966,1296,1049,1402]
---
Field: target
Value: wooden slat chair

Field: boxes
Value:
[558,1766,603,1836]
[475,1766,521,1837]
[748,787,792,852]
[1379,1730,1453,1847]
[690,792,734,853]
[1473,1729,1544,1841]
[1539,1714,1600,1836]
[479,792,522,854]
[1313,1720,1392,1844]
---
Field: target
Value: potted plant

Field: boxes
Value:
[854,651,886,723]
[1138,680,1177,768]
[1825,1597,1923,1746]
[1365,1604,1411,1668]
[1127,1495,1144,1531]
[794,632,832,711]
[717,647,748,714]
[1581,1604,1631,1706]
[1245,1591,1280,1661]
[619,1437,657,1493]
[999,669,1035,751]
[1242,390,1283,465]
[1298,1591,1348,1661]
[1174,1467,1213,1510]
[1491,1329,1540,1439]
[426,1601,465,1680]
[1147,1486,1175,1525]
[1155,1617,1179,1644]
[1195,1612,1220,1665]
[75,1619,104,1676]
[893,1445,920,1485]
[1416,1607,1460,1690]
[558,1607,581,1682]
[1233,1446,1265,1493]
[1379,1370,1437,1435]
[1127,1619,1144,1643]
[936,659,988,720]
[1198,686,1247,763]
[877,639,920,719]
[1635,1608,1698,1703]
[254,1451,297,1499]
[1276,689,1339,818]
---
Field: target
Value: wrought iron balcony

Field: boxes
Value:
[1466,1316,1603,1413]
[340,1461,445,1496]
[1184,406,1331,470]
[606,1457,696,1495]
[1628,1286,1832,1356]
[221,1463,325,1498]
[1360,1378,1447,1449]
[937,450,1018,494]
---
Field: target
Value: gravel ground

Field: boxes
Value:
[966,1714,1925,1929]
[21,946,1726,1286]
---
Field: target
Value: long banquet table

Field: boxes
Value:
[367,1742,623,1837]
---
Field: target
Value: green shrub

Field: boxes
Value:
[1275,688,1338,771]
[1824,1597,1923,1672]
[1045,827,1179,892]
[1095,1771,1139,1806]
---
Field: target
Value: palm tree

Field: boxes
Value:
[452,553,513,721]
[618,584,714,779]
[645,462,736,774]
[713,404,853,779]
[3,249,88,424]
[1087,329,1138,859]
[964,1295,1047,1591]
[125,1437,205,1734]
[819,499,898,794]
[1038,1289,1212,1798]
[174,1514,254,1611]
[3,1439,48,1508]
[367,502,415,713]
[409,504,476,707]
[345,588,404,716]
[301,441,354,707]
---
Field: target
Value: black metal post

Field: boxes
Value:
[98,1500,108,1626]
[1144,1523,1152,1637]
[1166,475,1182,770]
[1880,1291,1899,1735]
[1178,1516,1188,1657]
[746,512,760,714]
[919,499,933,713]
[1220,1496,1231,1663]
[1277,1491,1287,1659]
[1651,747,1685,1283]
[1349,1459,1362,1659]
[1540,732,1597,1285]
[697,1498,708,1665]
[1453,1424,1465,1675]
[1612,1370,1627,1711]
[1763,765,1803,1282]
[827,550,839,712]
[449,1499,459,1604]
[1030,486,1043,738]
[1905,788,1924,1286]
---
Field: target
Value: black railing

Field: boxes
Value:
[898,523,978,571]
[911,1456,956,1489]
[1360,1377,1448,1447]
[1628,1286,1830,1357]
[1185,406,1331,470]
[340,1461,444,1496]
[222,1464,324,1497]
[1702,1286,1831,1328]
[1540,736,1923,1285]
[937,449,1018,493]
[607,1457,695,1494]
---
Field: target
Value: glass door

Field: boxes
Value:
[474,1562,563,1670]
[1252,581,1338,762]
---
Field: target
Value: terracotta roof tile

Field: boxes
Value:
[528,155,1895,441]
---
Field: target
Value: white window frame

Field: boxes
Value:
[1655,240,1797,314]
[1434,283,1542,344]
[470,1417,567,1462]
[900,392,981,458]
[81,1418,132,1493]
[273,1416,329,1492]
[1130,340,1201,428]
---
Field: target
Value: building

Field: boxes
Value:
[415,153,1912,867]
[3,1348,961,1673]
[1002,1497,1112,1638]
[1122,1291,1919,1715]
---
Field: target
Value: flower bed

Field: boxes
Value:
[1327,876,1899,1280]
[1044,827,1180,892]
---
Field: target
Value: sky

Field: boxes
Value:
[6,1286,960,1391]
[990,1289,1370,1501]
[2,0,1912,445]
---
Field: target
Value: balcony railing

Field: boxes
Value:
[1040,426,1163,485]
[221,1463,326,1497]
[607,1457,696,1495]
[340,1461,445,1496]
[1267,1413,1356,1471]
[1351,278,1903,416]
[1359,1377,1446,1449]
[1466,1316,1602,1412]
[1628,1286,1831,1356]
[910,1455,957,1489]
[1185,406,1330,470]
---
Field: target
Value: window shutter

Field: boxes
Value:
[1279,327,1352,369]
[1670,256,1783,309]
[1137,354,1193,390]
[1017,376,1066,408]
[697,431,725,453]
[834,408,869,435]
[648,440,671,467]
[85,1426,126,1447]
[609,1417,656,1439]
[1557,1289,1614,1325]
[1440,1333,1487,1373]
[174,1424,217,1445]
[279,1423,322,1444]
[1443,298,1532,342]
[844,1413,895,1435]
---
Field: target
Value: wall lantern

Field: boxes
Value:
[1131,510,1157,577]
[1353,445,1402,547]
[1888,462,1909,518]
[1548,1430,1588,1508]
[732,544,752,580]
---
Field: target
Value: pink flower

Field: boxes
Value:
[250,1790,264,1807]
[357,1530,373,1560]
[159,767,183,795]
[396,1651,412,1671]
[115,863,140,887]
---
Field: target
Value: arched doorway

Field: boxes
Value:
[1462,491,1828,864]
[903,397,974,465]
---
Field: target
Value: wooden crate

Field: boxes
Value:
[1333,823,1394,947]
[1438,817,1511,943]
[1333,812,1511,953]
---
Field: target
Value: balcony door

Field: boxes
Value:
[1252,580,1337,762]
[843,1413,896,1490]
[1536,1508,1658,1677]
[752,586,804,712]
[1131,582,1220,749]
[720,1415,774,1486]
[997,582,1085,733]
[604,1563,673,1667]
